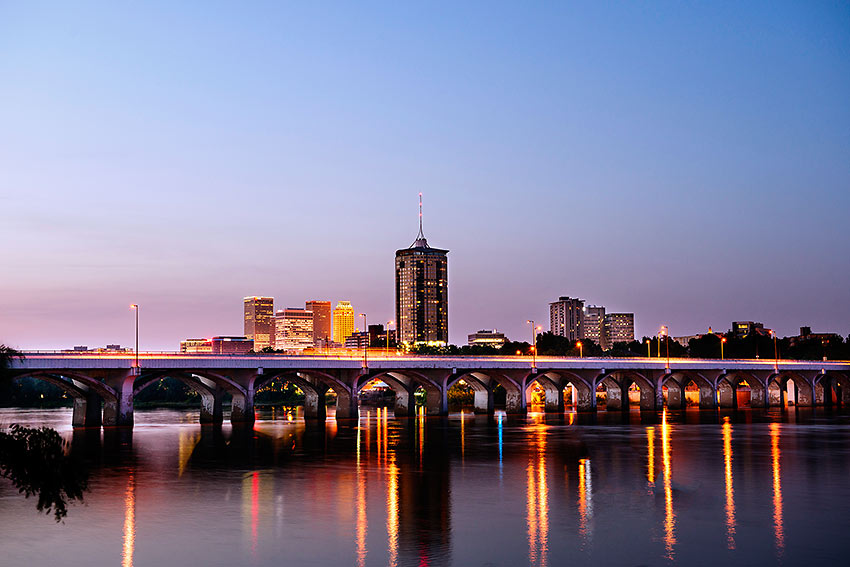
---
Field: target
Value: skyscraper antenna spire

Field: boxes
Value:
[417,192,424,239]
[411,192,429,248]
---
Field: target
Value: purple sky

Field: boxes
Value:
[1,2,848,350]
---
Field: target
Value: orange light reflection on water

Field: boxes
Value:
[526,427,548,567]
[646,427,655,485]
[577,458,592,549]
[386,452,399,567]
[661,410,676,560]
[771,423,784,557]
[121,472,135,567]
[723,418,736,549]
[355,422,367,567]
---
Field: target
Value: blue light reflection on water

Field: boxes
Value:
[1,407,850,567]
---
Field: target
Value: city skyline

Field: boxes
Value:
[1,3,849,350]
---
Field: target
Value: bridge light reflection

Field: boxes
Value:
[771,423,784,557]
[177,428,199,478]
[723,417,736,549]
[355,423,367,567]
[386,453,399,567]
[577,458,593,548]
[527,427,548,567]
[121,472,135,567]
[646,427,655,486]
[661,410,676,560]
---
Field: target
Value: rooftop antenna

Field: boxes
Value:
[411,192,429,248]
[417,192,424,239]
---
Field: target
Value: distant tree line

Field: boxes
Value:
[410,331,850,361]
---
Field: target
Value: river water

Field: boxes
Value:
[1,407,849,567]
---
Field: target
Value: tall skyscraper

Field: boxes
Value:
[395,194,448,346]
[273,308,314,350]
[306,300,332,346]
[550,296,585,341]
[332,301,355,345]
[243,296,274,350]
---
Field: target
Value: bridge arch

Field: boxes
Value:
[816,372,848,406]
[768,371,815,407]
[661,371,713,409]
[524,373,563,413]
[541,370,594,411]
[8,370,118,427]
[597,370,656,411]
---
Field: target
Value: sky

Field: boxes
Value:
[1,1,848,350]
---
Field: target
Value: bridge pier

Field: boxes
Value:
[335,389,359,420]
[699,385,717,409]
[230,391,254,424]
[303,386,327,421]
[103,370,135,427]
[666,383,683,409]
[393,386,415,418]
[425,387,448,416]
[200,388,224,424]
[750,382,767,407]
[72,390,102,428]
[473,388,494,414]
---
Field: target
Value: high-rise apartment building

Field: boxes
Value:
[550,296,585,341]
[332,301,355,345]
[274,308,314,351]
[306,300,332,346]
[243,296,274,351]
[604,313,635,346]
[395,196,448,345]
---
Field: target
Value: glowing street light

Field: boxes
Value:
[721,336,727,361]
[577,341,583,358]
[386,320,394,357]
[660,325,670,369]
[646,338,652,358]
[129,304,139,371]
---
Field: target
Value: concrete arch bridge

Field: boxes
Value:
[6,354,849,427]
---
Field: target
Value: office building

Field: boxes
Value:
[243,296,274,351]
[211,336,253,355]
[581,305,606,347]
[180,338,212,353]
[467,330,507,348]
[550,296,585,341]
[395,196,448,345]
[274,308,314,351]
[731,321,766,339]
[605,313,635,346]
[332,301,355,345]
[306,300,332,346]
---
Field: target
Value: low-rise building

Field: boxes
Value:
[180,338,213,353]
[211,336,253,355]
[467,329,507,348]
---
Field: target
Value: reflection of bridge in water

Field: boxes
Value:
[7,354,850,427]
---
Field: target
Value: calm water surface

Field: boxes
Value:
[1,407,849,567]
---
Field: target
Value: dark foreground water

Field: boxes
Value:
[1,407,849,567]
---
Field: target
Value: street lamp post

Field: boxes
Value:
[721,336,727,361]
[386,320,393,357]
[660,325,670,369]
[646,338,651,358]
[577,341,583,358]
[359,313,368,367]
[526,320,541,369]
[771,330,779,370]
[130,304,139,371]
